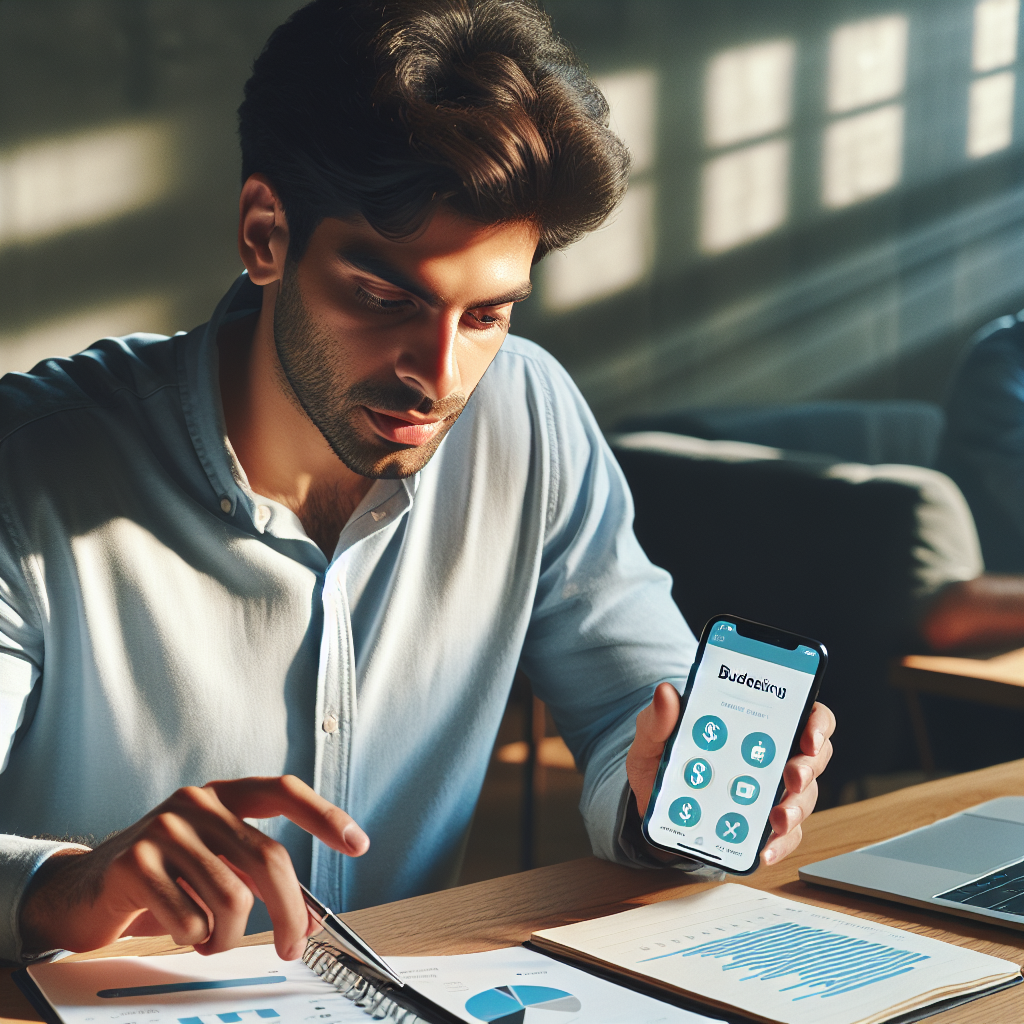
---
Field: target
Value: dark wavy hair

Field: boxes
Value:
[238,0,630,261]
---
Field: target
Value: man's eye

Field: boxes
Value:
[355,287,408,313]
[467,310,504,327]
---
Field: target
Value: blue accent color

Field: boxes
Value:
[99,977,286,998]
[708,623,819,674]
[178,1018,204,1024]
[637,921,929,1000]
[255,1011,280,1018]
[217,1015,241,1022]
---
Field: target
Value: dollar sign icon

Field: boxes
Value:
[669,795,702,826]
[693,715,727,751]
[690,762,705,786]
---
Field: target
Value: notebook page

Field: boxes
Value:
[28,945,367,1024]
[533,885,1020,1024]
[387,946,716,1023]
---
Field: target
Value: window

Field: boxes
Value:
[542,70,657,312]
[822,15,908,208]
[967,0,1019,158]
[699,40,795,253]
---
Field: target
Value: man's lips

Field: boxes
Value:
[364,408,445,446]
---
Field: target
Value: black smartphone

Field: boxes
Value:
[642,614,828,874]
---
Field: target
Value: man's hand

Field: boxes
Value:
[627,683,835,866]
[19,776,369,960]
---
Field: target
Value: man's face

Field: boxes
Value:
[273,208,539,478]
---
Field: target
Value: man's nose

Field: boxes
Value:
[396,309,461,403]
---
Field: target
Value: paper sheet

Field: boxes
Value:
[28,945,368,1024]
[533,884,1021,1024]
[388,946,715,1023]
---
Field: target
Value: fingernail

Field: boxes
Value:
[343,823,369,854]
[812,731,823,753]
[763,848,775,865]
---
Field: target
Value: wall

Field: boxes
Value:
[1,0,1022,428]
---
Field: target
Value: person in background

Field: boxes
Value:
[924,314,1024,652]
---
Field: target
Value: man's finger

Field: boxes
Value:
[204,776,369,855]
[800,702,837,757]
[762,823,802,866]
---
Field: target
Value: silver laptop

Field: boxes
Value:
[799,796,1024,931]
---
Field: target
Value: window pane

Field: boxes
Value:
[700,139,790,253]
[973,0,1019,72]
[542,183,655,310]
[828,15,909,113]
[705,40,796,148]
[0,122,173,248]
[822,104,904,208]
[967,70,1016,155]
[596,70,658,174]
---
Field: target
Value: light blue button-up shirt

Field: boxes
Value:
[0,275,696,962]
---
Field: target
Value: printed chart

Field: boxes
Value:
[639,920,930,1000]
[465,984,581,1022]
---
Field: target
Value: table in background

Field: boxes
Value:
[3,760,1022,1024]
[891,648,1024,770]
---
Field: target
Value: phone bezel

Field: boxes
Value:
[641,613,828,875]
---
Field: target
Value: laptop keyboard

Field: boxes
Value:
[936,857,1024,916]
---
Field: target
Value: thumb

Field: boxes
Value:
[633,682,680,758]
[627,682,681,817]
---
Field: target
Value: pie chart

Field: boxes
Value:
[465,984,582,1022]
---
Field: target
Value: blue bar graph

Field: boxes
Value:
[638,921,930,1000]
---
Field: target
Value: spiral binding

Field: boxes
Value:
[303,938,428,1024]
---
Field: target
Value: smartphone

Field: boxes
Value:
[642,614,827,874]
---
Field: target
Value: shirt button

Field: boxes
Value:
[322,714,339,734]
[220,497,232,513]
[255,505,270,527]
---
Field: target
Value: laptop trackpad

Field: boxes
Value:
[864,813,1024,874]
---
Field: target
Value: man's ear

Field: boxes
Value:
[238,174,290,285]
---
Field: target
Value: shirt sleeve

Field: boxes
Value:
[517,355,698,867]
[0,500,83,964]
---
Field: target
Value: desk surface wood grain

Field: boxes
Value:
[3,760,1022,1024]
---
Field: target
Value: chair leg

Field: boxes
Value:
[520,698,537,871]
[903,690,936,772]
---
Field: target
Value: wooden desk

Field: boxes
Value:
[891,647,1024,769]
[3,760,1022,1024]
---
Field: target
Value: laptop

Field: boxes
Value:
[799,796,1024,930]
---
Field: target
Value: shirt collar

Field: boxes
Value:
[179,272,417,564]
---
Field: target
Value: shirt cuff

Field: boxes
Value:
[0,836,89,964]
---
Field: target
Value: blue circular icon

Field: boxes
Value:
[716,812,749,844]
[730,775,760,805]
[692,715,728,751]
[683,757,713,789]
[741,732,776,768]
[669,796,701,827]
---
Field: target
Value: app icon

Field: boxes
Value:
[716,812,749,844]
[692,715,728,751]
[730,775,760,805]
[669,796,701,827]
[683,757,713,789]
[741,731,776,768]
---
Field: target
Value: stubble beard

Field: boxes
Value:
[272,266,467,479]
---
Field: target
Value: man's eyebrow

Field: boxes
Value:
[339,249,532,308]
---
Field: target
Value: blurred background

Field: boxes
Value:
[3,0,1022,419]
[1,0,1021,881]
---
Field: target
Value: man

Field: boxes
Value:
[0,0,834,965]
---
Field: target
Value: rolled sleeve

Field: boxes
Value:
[519,356,697,867]
[0,837,88,964]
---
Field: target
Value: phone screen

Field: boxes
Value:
[644,619,822,873]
